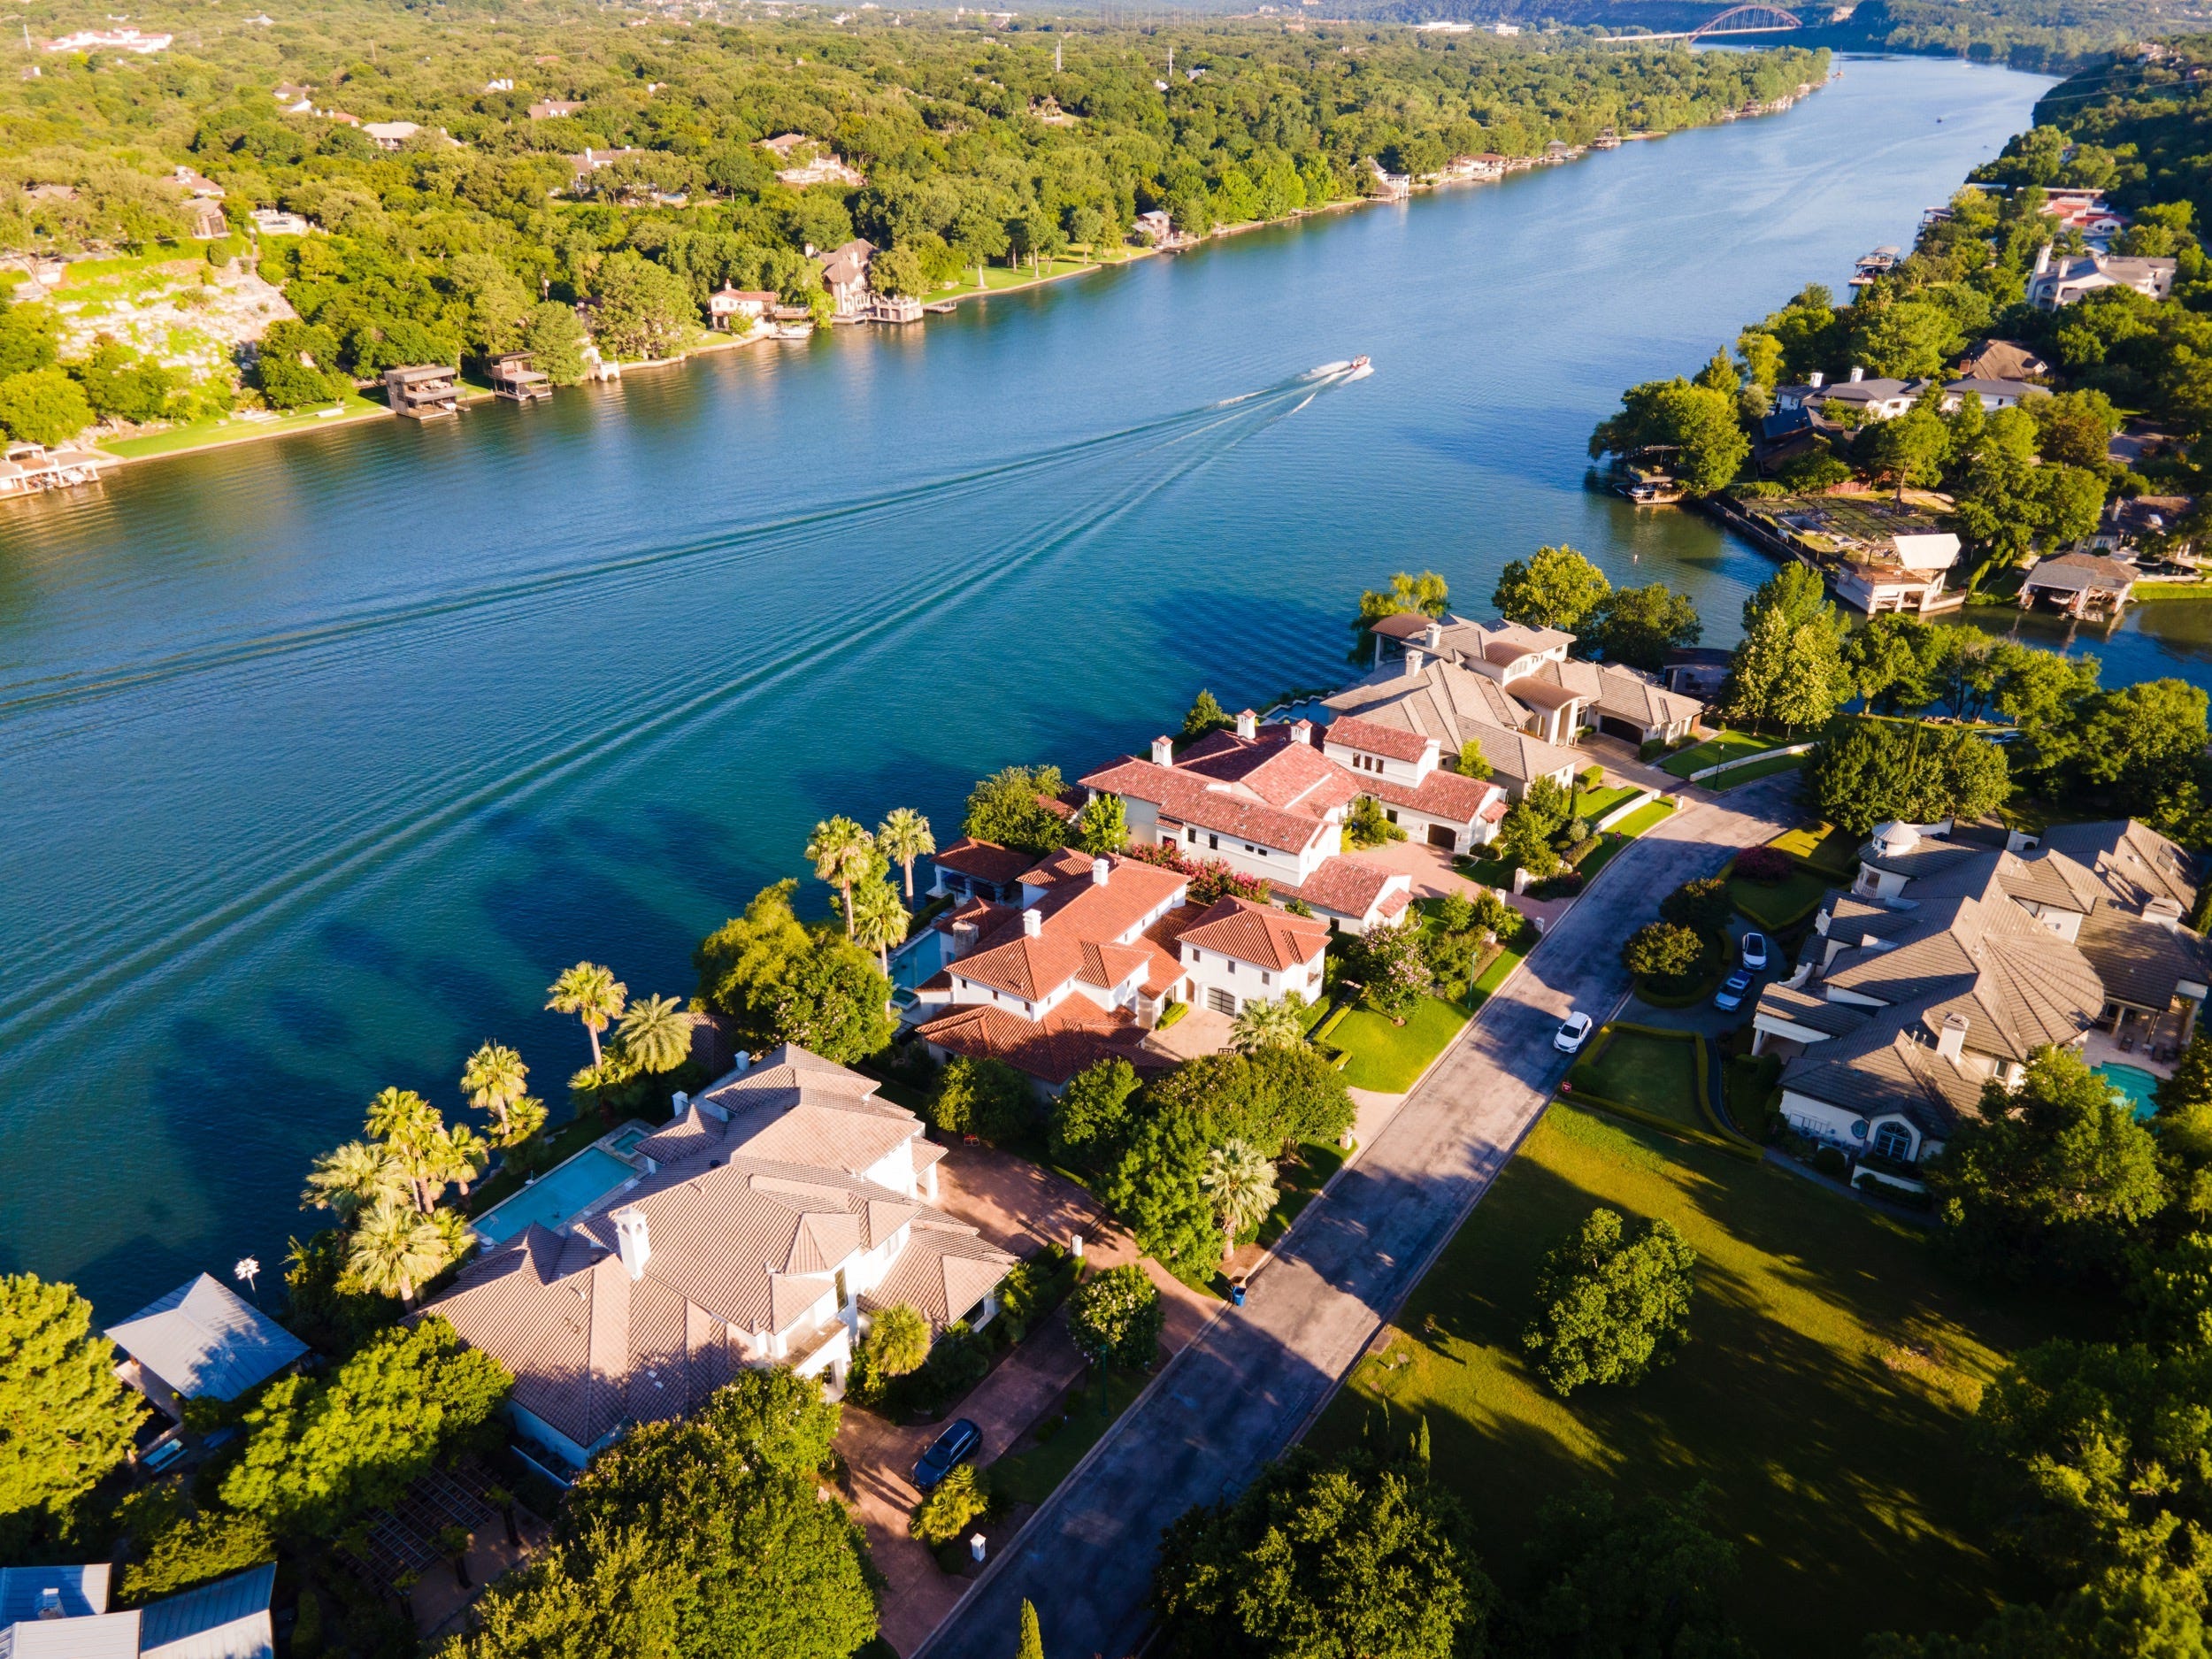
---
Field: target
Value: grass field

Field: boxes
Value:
[1564,1027,1702,1131]
[102,393,394,458]
[1769,821,1862,880]
[1729,865,1831,930]
[1257,1141,1349,1248]
[987,1364,1148,1506]
[1661,730,1770,778]
[1709,751,1810,790]
[1609,799,1677,838]
[1326,995,1469,1092]
[1321,1104,2083,1656]
[1574,785,1642,823]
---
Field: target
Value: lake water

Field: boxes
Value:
[0,53,2093,1315]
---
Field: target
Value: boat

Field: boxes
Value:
[1343,355,1373,381]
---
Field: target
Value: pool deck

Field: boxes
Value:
[2085,1027,2175,1080]
[471,1119,657,1243]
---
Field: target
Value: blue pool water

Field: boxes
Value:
[2094,1063,2161,1123]
[605,1124,652,1156]
[892,927,950,993]
[472,1147,637,1244]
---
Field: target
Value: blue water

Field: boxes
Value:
[2095,1062,2161,1122]
[0,53,2066,1316]
[471,1147,638,1245]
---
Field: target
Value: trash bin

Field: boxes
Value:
[1231,1279,1247,1308]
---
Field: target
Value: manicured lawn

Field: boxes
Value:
[1256,1141,1349,1248]
[1574,784,1642,823]
[1609,799,1676,838]
[1563,1027,1701,1131]
[1455,853,1510,889]
[1768,821,1861,880]
[1729,865,1831,931]
[986,1363,1148,1506]
[1660,730,1770,779]
[1318,1104,2087,1657]
[1709,751,1809,790]
[101,393,394,457]
[1325,995,1470,1092]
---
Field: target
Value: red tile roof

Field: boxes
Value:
[1271,856,1405,920]
[947,854,1187,1002]
[1175,728,1360,815]
[1322,715,1433,764]
[1081,756,1334,855]
[933,838,1034,887]
[1358,767,1500,824]
[1175,896,1329,972]
[1369,612,1435,641]
[917,1000,1167,1087]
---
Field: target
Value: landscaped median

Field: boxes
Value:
[1658,729,1815,791]
[1560,1023,1763,1161]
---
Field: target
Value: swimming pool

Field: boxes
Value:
[2093,1062,2161,1123]
[891,926,949,992]
[472,1147,638,1244]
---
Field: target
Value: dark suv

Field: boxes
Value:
[913,1418,982,1491]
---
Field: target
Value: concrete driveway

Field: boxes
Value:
[910,774,1800,1659]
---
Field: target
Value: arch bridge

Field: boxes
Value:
[1601,5,1804,42]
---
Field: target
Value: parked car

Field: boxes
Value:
[1554,1011,1594,1053]
[1714,969,1754,1011]
[913,1419,981,1491]
[1740,931,1770,972]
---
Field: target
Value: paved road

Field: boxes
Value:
[912,777,1801,1659]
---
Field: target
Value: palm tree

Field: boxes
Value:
[301,1141,408,1218]
[438,1125,493,1198]
[460,1041,529,1141]
[428,1207,476,1274]
[616,993,693,1076]
[1201,1139,1279,1266]
[546,962,626,1065]
[850,879,910,972]
[348,1202,450,1306]
[365,1087,445,1212]
[505,1094,549,1145]
[807,817,878,936]
[877,808,936,901]
[1231,995,1306,1054]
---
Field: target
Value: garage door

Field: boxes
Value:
[1598,714,1645,742]
[1427,825,1456,849]
[1208,987,1237,1016]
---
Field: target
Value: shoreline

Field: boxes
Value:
[76,85,1825,477]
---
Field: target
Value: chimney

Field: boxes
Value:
[1404,647,1425,679]
[1022,908,1042,938]
[1934,1012,1969,1063]
[950,918,979,958]
[612,1206,651,1279]
[1151,734,1174,766]
[1236,709,1257,741]
[1291,719,1313,746]
[1848,365,1864,383]
[1423,619,1443,649]
[1420,736,1440,774]
[2147,896,2185,929]
[1091,856,1110,887]
[2034,242,2053,277]
[1808,370,1824,388]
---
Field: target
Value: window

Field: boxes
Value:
[1225,962,1237,975]
[1260,971,1271,986]
[1209,833,1219,850]
[834,1269,849,1310]
[1872,1122,1913,1161]
[1187,827,1199,844]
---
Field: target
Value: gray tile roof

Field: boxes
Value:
[2077,907,2212,1011]
[1754,982,1872,1038]
[2039,819,2200,911]
[104,1278,306,1402]
[1324,658,1578,795]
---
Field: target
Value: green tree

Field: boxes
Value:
[1934,1046,2167,1282]
[220,1317,510,1535]
[1622,921,1702,981]
[1153,1448,1494,1659]
[1586,582,1701,672]
[1514,1486,1750,1659]
[1454,738,1492,780]
[1492,545,1612,633]
[1183,690,1234,741]
[615,992,692,1076]
[910,1462,989,1545]
[1076,791,1129,855]
[347,1201,450,1304]
[1847,297,1966,379]
[1344,794,1406,851]
[1069,1263,1164,1370]
[1494,798,1561,879]
[1857,403,1952,494]
[2070,680,2212,839]
[1523,1207,1697,1396]
[301,1139,408,1219]
[1588,378,1749,495]
[546,961,626,1066]
[0,1275,143,1524]
[1230,995,1306,1054]
[693,881,893,1059]
[1018,1599,1048,1659]
[1844,613,1947,713]
[1049,1057,1142,1168]
[1103,1117,1218,1279]
[877,807,935,900]
[1201,1139,1279,1263]
[1349,572,1449,660]
[521,301,589,387]
[1717,563,1850,733]
[1868,1564,2208,1659]
[1802,718,2012,837]
[864,1304,932,1378]
[931,1055,1032,1145]
[119,1510,276,1604]
[849,878,910,972]
[0,367,94,444]
[588,250,696,360]
[459,1041,540,1147]
[871,243,926,298]
[1353,913,1432,1023]
[964,764,1071,856]
[254,320,350,408]
[806,815,878,937]
[1660,875,1733,933]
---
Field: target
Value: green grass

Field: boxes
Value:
[1768,821,1861,881]
[1609,799,1677,838]
[1564,1028,1702,1131]
[1660,730,1770,779]
[1256,1141,1350,1248]
[986,1364,1149,1506]
[1729,866,1831,931]
[1325,995,1470,1092]
[101,392,393,457]
[1724,1052,1783,1138]
[1573,785,1642,823]
[933,254,1112,297]
[1710,751,1810,790]
[2131,580,2212,600]
[1319,1103,2088,1657]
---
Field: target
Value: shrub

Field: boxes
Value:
[1732,846,1793,884]
[1811,1145,1849,1180]
[1345,795,1408,851]
[1661,876,1734,933]
[1534,871,1586,900]
[1188,858,1270,905]
[1622,922,1701,980]
[910,1463,989,1546]
[1522,1207,1697,1396]
[1353,915,1433,1022]
[119,1508,275,1604]
[864,1304,931,1378]
[931,1056,1032,1145]
[1070,1264,1164,1371]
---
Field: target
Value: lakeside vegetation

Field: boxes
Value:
[0,2,1825,450]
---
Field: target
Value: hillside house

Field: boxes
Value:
[708,285,778,329]
[2029,243,2177,308]
[817,240,877,318]
[427,1045,1012,1467]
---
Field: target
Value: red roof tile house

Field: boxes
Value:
[1170,896,1330,1018]
[425,1045,1011,1470]
[1077,712,1420,929]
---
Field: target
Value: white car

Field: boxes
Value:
[1740,931,1771,972]
[1554,1011,1594,1054]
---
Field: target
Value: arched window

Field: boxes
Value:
[1872,1121,1913,1162]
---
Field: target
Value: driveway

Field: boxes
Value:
[910,775,1800,1659]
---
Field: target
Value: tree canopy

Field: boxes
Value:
[0,1274,144,1528]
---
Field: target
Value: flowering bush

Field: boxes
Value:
[1732,847,1794,884]
[1125,841,1191,874]
[1355,915,1434,1022]
[1188,858,1271,906]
